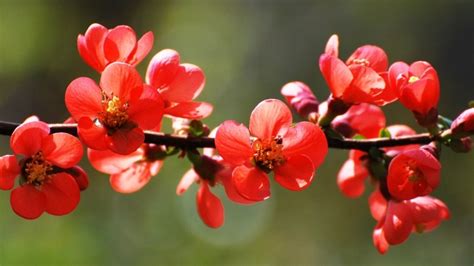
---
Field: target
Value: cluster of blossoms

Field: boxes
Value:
[0,24,472,254]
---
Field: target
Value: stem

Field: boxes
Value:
[0,121,435,151]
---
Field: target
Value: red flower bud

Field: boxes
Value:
[451,108,474,137]
[281,82,319,118]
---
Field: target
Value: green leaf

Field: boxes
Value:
[352,134,366,140]
[379,128,391,138]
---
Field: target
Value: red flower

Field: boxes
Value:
[332,103,386,138]
[0,120,84,219]
[215,99,328,201]
[370,190,449,254]
[319,34,397,106]
[88,144,164,193]
[146,49,213,120]
[77,23,154,72]
[451,108,474,137]
[337,150,369,198]
[280,81,319,118]
[388,61,440,115]
[387,149,441,200]
[65,62,164,155]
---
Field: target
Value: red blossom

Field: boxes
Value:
[319,34,397,106]
[387,149,441,200]
[0,120,84,219]
[388,61,440,116]
[77,23,154,72]
[280,81,319,118]
[146,49,213,121]
[451,108,474,137]
[65,62,164,155]
[215,99,328,201]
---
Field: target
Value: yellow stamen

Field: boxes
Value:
[25,151,52,186]
[350,58,370,67]
[408,76,420,83]
[100,95,129,129]
[252,136,285,171]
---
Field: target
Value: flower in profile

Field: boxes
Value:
[88,144,164,193]
[0,120,84,219]
[65,62,164,155]
[77,23,154,72]
[388,61,440,117]
[337,150,369,198]
[280,81,319,119]
[215,99,328,201]
[387,148,441,200]
[146,49,213,120]
[451,108,474,137]
[319,34,397,106]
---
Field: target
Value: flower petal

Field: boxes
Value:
[369,187,388,221]
[165,101,213,119]
[159,63,205,102]
[197,182,224,228]
[88,147,144,174]
[388,61,409,93]
[146,49,181,89]
[249,99,292,140]
[11,185,46,219]
[77,117,108,151]
[373,221,390,254]
[110,162,153,193]
[42,173,80,216]
[100,62,143,101]
[41,133,83,168]
[324,34,339,58]
[10,121,50,157]
[65,77,103,121]
[217,162,256,205]
[0,155,20,190]
[104,25,137,63]
[232,165,270,202]
[128,85,164,130]
[67,166,89,191]
[132,31,154,66]
[383,201,413,245]
[84,23,108,71]
[347,45,388,72]
[107,126,145,155]
[176,168,199,195]
[215,120,253,166]
[274,155,314,191]
[337,159,368,198]
[319,54,353,98]
[77,34,102,72]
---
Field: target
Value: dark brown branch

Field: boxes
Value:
[0,121,434,151]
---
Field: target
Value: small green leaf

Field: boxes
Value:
[352,134,366,140]
[379,128,391,138]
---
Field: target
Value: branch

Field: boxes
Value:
[0,121,434,151]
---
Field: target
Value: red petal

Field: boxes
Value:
[369,187,388,221]
[176,168,199,195]
[0,155,20,190]
[232,165,270,201]
[107,127,145,155]
[110,162,153,193]
[388,61,409,93]
[370,72,399,106]
[42,133,83,168]
[215,121,253,166]
[132,31,154,66]
[84,23,108,71]
[128,85,164,130]
[282,122,328,169]
[373,222,390,254]
[10,121,50,157]
[146,49,181,89]
[68,166,89,191]
[77,117,108,151]
[88,147,144,174]
[11,185,46,219]
[324,34,339,58]
[65,77,103,121]
[197,182,224,228]
[217,162,256,205]
[104,25,137,63]
[274,155,314,191]
[249,99,292,140]
[344,65,385,104]
[337,159,368,198]
[319,54,353,98]
[165,101,213,119]
[383,201,413,245]
[346,45,388,72]
[407,196,441,224]
[100,62,143,102]
[159,63,205,102]
[42,173,80,216]
[77,35,102,72]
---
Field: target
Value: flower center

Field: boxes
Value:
[406,162,424,182]
[252,136,285,172]
[99,95,129,129]
[24,151,53,186]
[350,58,370,67]
[408,76,420,83]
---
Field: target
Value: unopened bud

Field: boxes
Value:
[281,81,319,118]
[332,120,356,138]
[414,108,439,128]
[451,108,474,137]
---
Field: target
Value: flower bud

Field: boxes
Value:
[281,81,319,118]
[451,108,474,137]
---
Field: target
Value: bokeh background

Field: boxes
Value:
[0,0,473,265]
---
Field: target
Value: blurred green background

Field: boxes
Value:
[0,0,473,265]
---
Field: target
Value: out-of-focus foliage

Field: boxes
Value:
[0,0,473,265]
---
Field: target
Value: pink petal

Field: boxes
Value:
[165,101,213,119]
[107,126,145,155]
[215,120,253,166]
[373,222,390,254]
[104,25,137,63]
[10,121,50,157]
[77,117,108,151]
[0,155,20,190]
[159,63,205,102]
[345,65,385,104]
[383,201,413,245]
[388,61,409,93]
[232,165,270,202]
[41,133,83,169]
[324,34,339,58]
[347,45,388,72]
[84,23,108,71]
[110,162,153,193]
[128,85,164,130]
[368,188,388,221]
[42,173,80,216]
[77,34,101,72]
[146,49,181,89]
[197,182,224,228]
[249,99,292,140]
[65,77,103,121]
[337,159,368,198]
[88,147,144,174]
[319,54,353,98]
[100,62,143,102]
[10,185,46,219]
[274,155,314,191]
[132,31,154,66]
[176,168,199,195]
